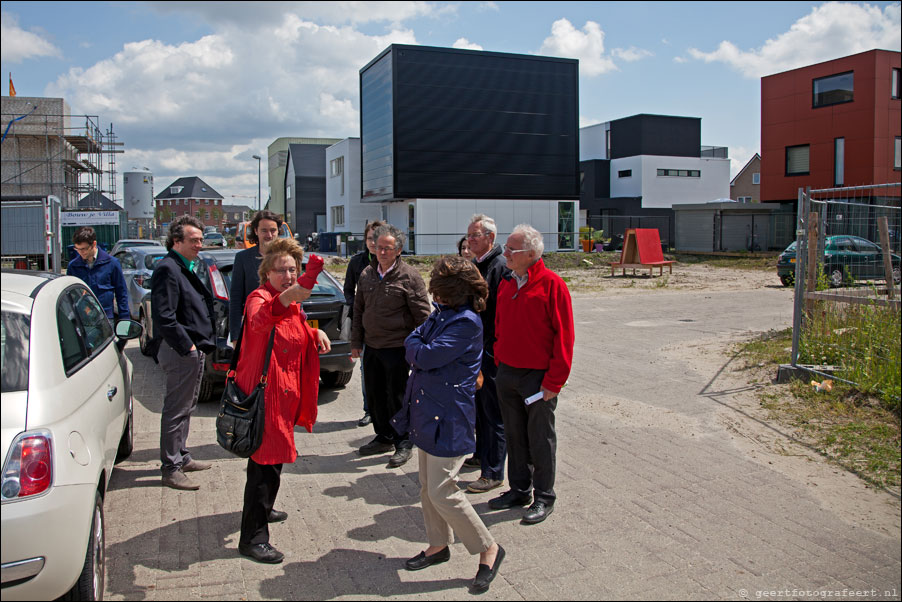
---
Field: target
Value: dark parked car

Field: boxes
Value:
[137,249,354,402]
[777,235,901,287]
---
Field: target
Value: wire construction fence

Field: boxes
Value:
[790,183,901,408]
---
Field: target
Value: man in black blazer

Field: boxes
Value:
[150,216,216,490]
[229,210,283,342]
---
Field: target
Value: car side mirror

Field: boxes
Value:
[115,319,143,340]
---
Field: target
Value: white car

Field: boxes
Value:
[1,271,142,600]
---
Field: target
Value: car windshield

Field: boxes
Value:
[1,311,30,392]
[144,253,169,270]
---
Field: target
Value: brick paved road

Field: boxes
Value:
[105,286,901,600]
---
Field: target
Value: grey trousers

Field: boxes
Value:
[158,341,205,475]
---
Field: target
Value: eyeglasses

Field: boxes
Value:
[466,231,487,240]
[502,244,529,255]
[270,267,298,275]
[376,246,398,253]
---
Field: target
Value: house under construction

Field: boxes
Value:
[1,95,122,208]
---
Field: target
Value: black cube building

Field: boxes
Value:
[360,45,579,204]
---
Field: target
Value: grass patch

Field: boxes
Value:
[673,253,777,271]
[737,329,901,490]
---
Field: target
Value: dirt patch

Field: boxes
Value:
[559,262,779,296]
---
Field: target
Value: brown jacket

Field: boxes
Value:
[351,257,431,349]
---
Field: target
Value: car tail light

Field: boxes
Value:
[1,431,53,500]
[134,275,146,288]
[209,264,229,301]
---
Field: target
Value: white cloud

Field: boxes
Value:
[539,19,617,76]
[686,2,901,78]
[44,10,419,199]
[452,37,483,50]
[729,147,759,180]
[1,11,61,63]
[611,46,653,62]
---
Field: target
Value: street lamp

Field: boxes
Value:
[252,154,262,212]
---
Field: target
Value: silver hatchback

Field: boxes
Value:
[1,271,142,600]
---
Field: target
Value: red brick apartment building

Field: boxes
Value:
[760,49,901,203]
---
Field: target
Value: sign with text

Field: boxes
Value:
[61,211,120,226]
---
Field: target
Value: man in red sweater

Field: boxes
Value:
[488,224,574,525]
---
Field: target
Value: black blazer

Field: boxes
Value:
[228,245,263,340]
[150,251,215,358]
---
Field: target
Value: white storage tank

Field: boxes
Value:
[123,167,154,220]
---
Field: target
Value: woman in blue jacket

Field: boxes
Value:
[392,256,505,594]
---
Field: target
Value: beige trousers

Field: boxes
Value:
[418,448,495,555]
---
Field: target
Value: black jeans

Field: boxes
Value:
[240,459,283,546]
[363,346,412,448]
[474,356,506,480]
[495,363,557,505]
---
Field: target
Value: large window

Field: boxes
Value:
[892,69,900,99]
[895,137,901,171]
[813,72,853,107]
[786,145,810,176]
[331,206,345,228]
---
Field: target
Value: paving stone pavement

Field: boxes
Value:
[105,286,901,601]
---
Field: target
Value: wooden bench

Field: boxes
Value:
[610,228,674,277]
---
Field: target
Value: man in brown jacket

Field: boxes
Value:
[351,224,431,467]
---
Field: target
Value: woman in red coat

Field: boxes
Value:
[235,238,329,564]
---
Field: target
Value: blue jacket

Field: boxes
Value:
[392,304,483,458]
[66,248,131,320]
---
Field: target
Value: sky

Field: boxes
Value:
[2,1,900,207]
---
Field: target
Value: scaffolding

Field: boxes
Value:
[1,96,123,209]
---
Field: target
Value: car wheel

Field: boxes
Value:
[830,269,843,287]
[320,370,353,388]
[116,399,134,463]
[138,312,151,356]
[197,374,214,403]
[62,490,104,601]
[779,274,794,287]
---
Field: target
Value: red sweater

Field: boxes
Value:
[494,258,574,394]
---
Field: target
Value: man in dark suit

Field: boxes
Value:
[150,215,216,490]
[229,210,283,342]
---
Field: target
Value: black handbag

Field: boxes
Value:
[215,314,276,458]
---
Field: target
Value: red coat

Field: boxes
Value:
[495,258,574,394]
[235,282,320,465]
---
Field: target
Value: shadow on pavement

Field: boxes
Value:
[258,549,472,600]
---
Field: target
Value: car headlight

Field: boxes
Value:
[1,430,53,501]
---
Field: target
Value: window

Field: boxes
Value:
[786,145,810,176]
[286,185,291,200]
[895,137,901,170]
[330,157,344,178]
[813,72,853,107]
[205,199,210,205]
[605,130,611,160]
[617,169,632,178]
[1,311,29,393]
[834,138,844,186]
[737,196,753,203]
[331,206,345,228]
[893,69,900,99]
[656,169,700,177]
[752,172,760,185]
[170,186,184,195]
[57,286,113,375]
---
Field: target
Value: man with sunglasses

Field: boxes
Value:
[489,224,574,525]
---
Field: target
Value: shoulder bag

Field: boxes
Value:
[215,312,276,458]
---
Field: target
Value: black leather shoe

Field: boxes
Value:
[488,490,531,510]
[268,510,288,523]
[359,438,394,456]
[238,542,284,564]
[471,545,505,593]
[357,413,372,427]
[405,547,450,571]
[521,501,554,525]
[388,446,412,468]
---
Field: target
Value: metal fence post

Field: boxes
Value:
[790,187,808,366]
